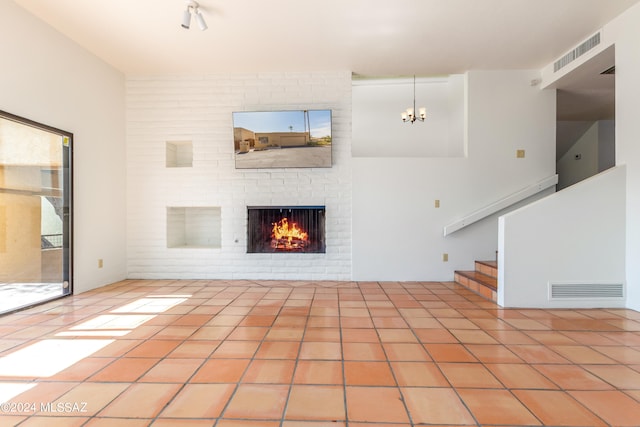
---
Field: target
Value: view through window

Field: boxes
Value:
[0,111,72,314]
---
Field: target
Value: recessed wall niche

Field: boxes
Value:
[167,207,221,248]
[166,141,193,167]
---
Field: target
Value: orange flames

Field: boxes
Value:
[271,217,308,250]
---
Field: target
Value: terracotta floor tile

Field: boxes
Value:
[486,363,558,389]
[159,383,235,418]
[513,389,607,426]
[139,357,202,382]
[84,418,151,427]
[16,416,90,426]
[166,340,219,358]
[218,421,279,427]
[153,325,199,340]
[190,326,234,340]
[223,384,289,420]
[255,341,300,359]
[372,317,408,328]
[98,383,181,418]
[404,317,442,329]
[532,364,614,390]
[126,340,181,358]
[44,382,129,416]
[582,364,640,389]
[91,339,143,357]
[340,317,374,328]
[48,357,115,381]
[391,362,449,386]
[89,357,159,382]
[170,314,214,326]
[449,329,499,344]
[151,420,214,427]
[285,385,345,420]
[376,329,417,343]
[438,318,479,329]
[304,328,341,342]
[211,340,260,358]
[525,330,578,345]
[423,343,477,362]
[341,328,379,343]
[265,327,304,341]
[242,359,295,383]
[438,362,503,388]
[293,360,343,384]
[550,345,618,364]
[561,331,621,346]
[465,344,523,363]
[570,390,640,426]
[344,361,396,386]
[413,328,459,343]
[190,358,250,383]
[382,342,431,361]
[345,386,410,423]
[486,329,537,344]
[402,387,475,424]
[299,342,342,360]
[591,345,640,363]
[507,344,571,364]
[239,315,277,327]
[343,342,386,360]
[227,327,269,341]
[457,388,541,425]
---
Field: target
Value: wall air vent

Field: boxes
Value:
[549,282,624,300]
[553,32,601,73]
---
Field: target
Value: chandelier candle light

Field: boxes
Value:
[401,75,426,123]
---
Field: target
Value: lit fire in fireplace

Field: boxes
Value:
[271,217,308,250]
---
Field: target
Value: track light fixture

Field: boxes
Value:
[181,0,207,31]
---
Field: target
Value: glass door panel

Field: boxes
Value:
[0,111,72,314]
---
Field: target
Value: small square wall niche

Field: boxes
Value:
[167,207,221,248]
[166,141,193,167]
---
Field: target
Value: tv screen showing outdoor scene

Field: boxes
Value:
[232,110,332,169]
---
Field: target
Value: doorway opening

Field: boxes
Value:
[556,45,615,190]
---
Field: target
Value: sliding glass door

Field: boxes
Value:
[0,110,72,314]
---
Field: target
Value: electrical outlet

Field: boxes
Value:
[516,149,525,158]
[435,199,440,208]
[98,259,103,268]
[442,253,448,262]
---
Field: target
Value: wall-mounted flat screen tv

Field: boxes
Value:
[232,109,332,169]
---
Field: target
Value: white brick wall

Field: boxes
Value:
[126,72,353,280]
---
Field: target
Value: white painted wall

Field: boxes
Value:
[542,2,640,311]
[498,166,626,308]
[126,72,352,280]
[352,76,466,158]
[352,70,556,281]
[0,1,126,293]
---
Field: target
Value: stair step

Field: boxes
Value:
[475,260,497,279]
[454,270,497,302]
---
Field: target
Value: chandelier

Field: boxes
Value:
[401,75,426,124]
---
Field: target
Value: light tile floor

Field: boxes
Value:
[0,279,639,426]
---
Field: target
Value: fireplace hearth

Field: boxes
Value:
[247,206,326,253]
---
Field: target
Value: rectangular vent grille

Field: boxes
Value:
[554,32,601,72]
[549,282,624,300]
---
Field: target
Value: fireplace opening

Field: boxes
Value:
[247,206,325,253]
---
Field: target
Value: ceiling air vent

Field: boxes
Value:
[549,282,624,300]
[554,32,601,73]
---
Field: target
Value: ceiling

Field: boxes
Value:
[10,0,635,160]
[10,0,638,76]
